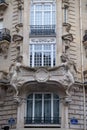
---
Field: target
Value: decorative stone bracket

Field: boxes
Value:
[62,34,73,42]
[62,0,69,8]
[13,34,23,42]
[63,23,71,33]
[17,0,24,10]
[15,23,23,33]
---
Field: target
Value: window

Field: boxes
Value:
[30,44,55,67]
[30,2,56,25]
[25,93,60,124]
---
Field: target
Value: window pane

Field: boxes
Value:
[30,11,34,25]
[35,94,42,123]
[36,4,42,10]
[53,94,59,124]
[44,94,51,123]
[44,12,51,25]
[43,52,51,66]
[34,52,42,66]
[44,4,51,10]
[35,12,42,25]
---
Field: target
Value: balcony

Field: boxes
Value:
[29,25,56,37]
[24,117,61,126]
[0,28,11,42]
[0,0,8,10]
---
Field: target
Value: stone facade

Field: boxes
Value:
[0,0,87,130]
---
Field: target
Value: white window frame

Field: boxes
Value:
[30,43,56,67]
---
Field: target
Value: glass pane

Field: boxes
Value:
[53,94,59,99]
[44,4,51,10]
[35,94,42,123]
[52,12,56,25]
[36,4,42,10]
[34,44,42,50]
[30,11,34,25]
[34,52,42,66]
[28,94,33,99]
[43,52,51,66]
[44,12,51,25]
[35,12,42,25]
[44,45,51,50]
[44,95,51,123]
[53,99,59,124]
[27,100,33,123]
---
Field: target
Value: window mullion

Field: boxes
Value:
[51,4,52,25]
[42,94,44,122]
[32,45,34,67]
[42,45,44,66]
[32,94,35,122]
[51,93,53,123]
[51,44,53,67]
[34,4,35,25]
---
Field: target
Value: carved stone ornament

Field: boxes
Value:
[15,23,23,32]
[83,30,87,57]
[62,34,73,42]
[13,34,23,42]
[63,23,71,33]
[6,56,77,104]
[35,68,49,82]
[0,41,10,58]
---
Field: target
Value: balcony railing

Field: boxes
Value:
[0,0,5,3]
[24,117,61,125]
[29,25,56,37]
[0,28,11,42]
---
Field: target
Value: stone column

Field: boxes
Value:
[56,0,63,66]
[23,0,30,66]
[17,101,26,129]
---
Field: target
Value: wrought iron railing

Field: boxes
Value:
[0,0,6,3]
[24,117,61,124]
[30,25,56,36]
[0,28,11,42]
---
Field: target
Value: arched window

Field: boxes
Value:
[25,93,60,124]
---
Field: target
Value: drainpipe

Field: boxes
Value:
[79,0,86,130]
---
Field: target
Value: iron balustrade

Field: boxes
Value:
[0,0,6,3]
[24,117,61,125]
[30,25,56,36]
[0,28,11,42]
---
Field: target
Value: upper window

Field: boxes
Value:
[30,3,56,25]
[25,93,60,125]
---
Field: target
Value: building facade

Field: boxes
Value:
[0,0,87,130]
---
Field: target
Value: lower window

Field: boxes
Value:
[25,93,60,125]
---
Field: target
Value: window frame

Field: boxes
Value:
[26,93,60,125]
[30,2,56,26]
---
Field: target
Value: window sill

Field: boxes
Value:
[24,124,61,128]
